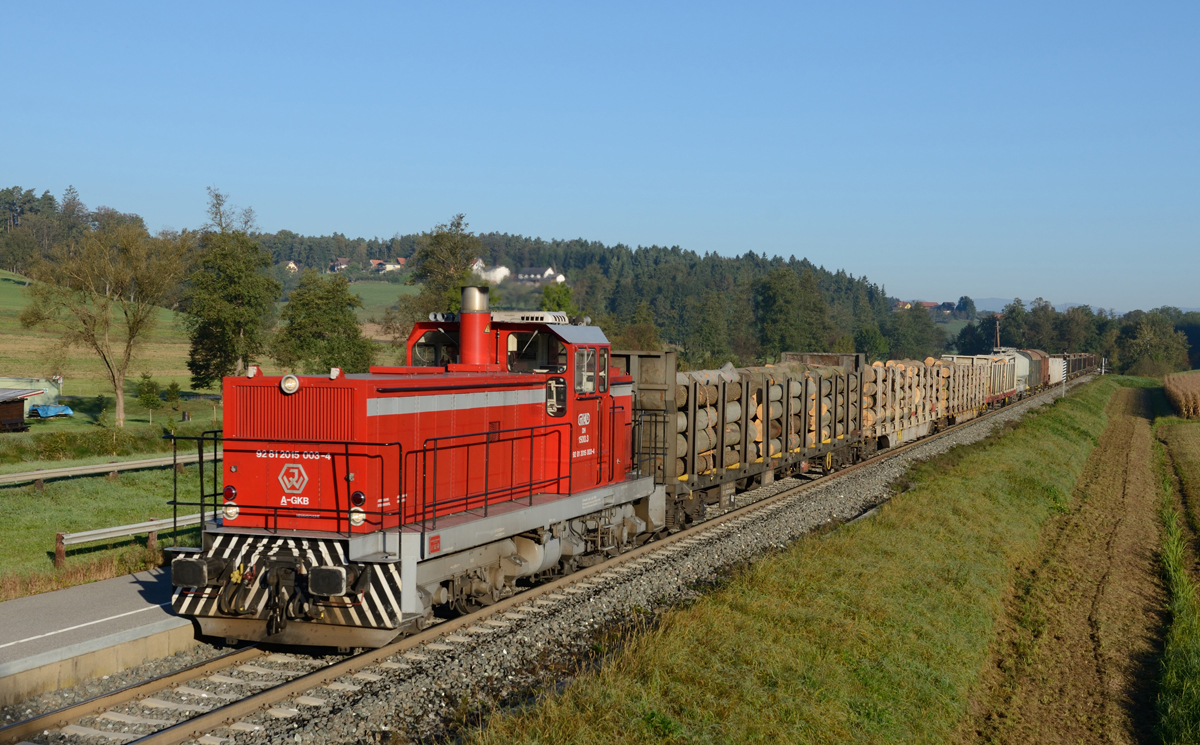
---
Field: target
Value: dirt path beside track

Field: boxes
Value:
[960,386,1165,745]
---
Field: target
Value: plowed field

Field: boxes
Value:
[960,387,1165,744]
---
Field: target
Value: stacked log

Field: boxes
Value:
[669,358,862,479]
[861,359,941,436]
[672,365,741,478]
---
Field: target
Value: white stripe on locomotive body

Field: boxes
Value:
[357,579,380,626]
[366,387,547,417]
[376,564,402,622]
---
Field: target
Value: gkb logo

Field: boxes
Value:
[278,463,309,494]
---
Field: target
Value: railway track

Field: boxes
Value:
[0,379,1090,745]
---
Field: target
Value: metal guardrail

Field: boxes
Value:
[54,513,204,568]
[1,451,222,487]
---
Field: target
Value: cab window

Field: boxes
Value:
[507,332,568,373]
[575,348,596,393]
[598,347,609,393]
[411,330,459,367]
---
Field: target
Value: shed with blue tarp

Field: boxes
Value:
[0,376,62,415]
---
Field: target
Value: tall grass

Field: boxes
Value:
[1157,423,1200,743]
[468,379,1120,745]
[1166,371,1200,419]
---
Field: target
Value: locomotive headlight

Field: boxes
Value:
[223,502,240,520]
[350,490,366,507]
[349,507,366,526]
[280,374,300,395]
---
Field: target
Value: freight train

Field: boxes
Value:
[169,288,1098,647]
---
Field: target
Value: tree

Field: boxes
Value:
[20,222,190,426]
[1022,298,1057,352]
[882,305,946,359]
[954,321,991,355]
[753,268,832,360]
[379,214,483,358]
[410,214,482,309]
[1120,312,1190,376]
[601,301,662,351]
[854,325,890,362]
[165,381,181,410]
[271,271,376,373]
[796,269,833,351]
[955,296,976,321]
[682,291,732,369]
[203,186,256,234]
[184,191,281,388]
[541,283,579,316]
[137,372,162,425]
[999,299,1027,347]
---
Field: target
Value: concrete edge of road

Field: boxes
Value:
[0,617,196,709]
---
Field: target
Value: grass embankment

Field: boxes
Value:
[470,379,1120,745]
[1157,420,1200,743]
[0,465,205,601]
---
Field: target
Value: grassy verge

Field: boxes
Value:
[0,466,205,601]
[468,379,1120,745]
[1156,420,1200,743]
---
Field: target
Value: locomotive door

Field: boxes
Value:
[571,346,609,490]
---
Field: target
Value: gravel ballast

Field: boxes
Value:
[12,378,1092,744]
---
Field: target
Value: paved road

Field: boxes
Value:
[0,451,222,487]
[0,568,187,675]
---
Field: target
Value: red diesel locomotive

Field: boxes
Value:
[171,287,662,647]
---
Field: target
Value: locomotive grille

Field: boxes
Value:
[236,385,354,441]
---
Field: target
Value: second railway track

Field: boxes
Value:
[1,378,1091,745]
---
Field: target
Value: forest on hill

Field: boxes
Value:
[2,185,1194,375]
[252,221,1198,374]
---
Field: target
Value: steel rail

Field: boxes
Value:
[0,646,263,744]
[5,376,1092,745]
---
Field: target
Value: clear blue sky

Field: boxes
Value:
[4,2,1197,311]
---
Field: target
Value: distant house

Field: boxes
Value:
[377,257,406,273]
[918,301,939,310]
[517,266,565,284]
[938,301,955,314]
[893,301,912,311]
[396,257,406,266]
[283,260,300,273]
[329,257,351,272]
